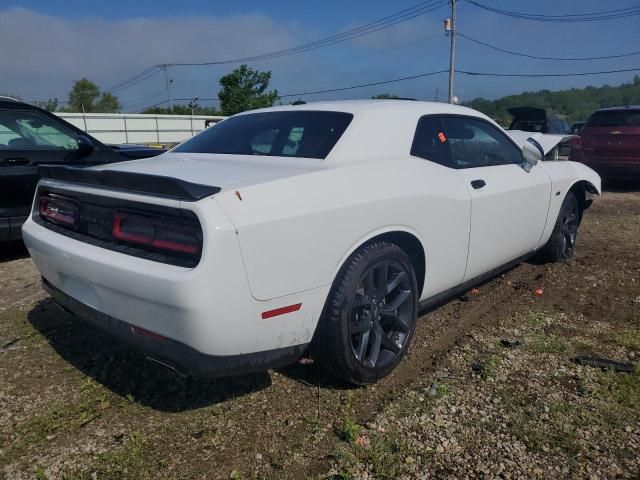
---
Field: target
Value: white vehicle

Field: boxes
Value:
[22,100,600,384]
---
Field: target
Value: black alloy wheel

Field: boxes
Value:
[311,241,418,385]
[349,259,413,369]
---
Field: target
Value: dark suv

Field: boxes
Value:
[570,106,640,179]
[0,98,165,241]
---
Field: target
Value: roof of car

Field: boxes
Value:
[596,105,640,112]
[0,98,42,110]
[241,99,487,118]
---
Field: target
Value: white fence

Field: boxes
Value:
[55,113,226,145]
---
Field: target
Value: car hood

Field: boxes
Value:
[507,107,547,121]
[92,152,325,191]
[506,131,576,156]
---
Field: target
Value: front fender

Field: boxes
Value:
[568,162,602,195]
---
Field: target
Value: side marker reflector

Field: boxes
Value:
[261,303,302,320]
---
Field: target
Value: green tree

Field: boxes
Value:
[218,64,278,116]
[67,78,121,112]
[142,105,223,116]
[94,92,121,113]
[465,76,640,125]
[34,98,59,112]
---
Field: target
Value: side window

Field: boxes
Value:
[410,116,454,168]
[0,110,79,150]
[442,117,521,169]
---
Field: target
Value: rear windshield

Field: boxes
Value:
[586,110,640,127]
[174,111,353,159]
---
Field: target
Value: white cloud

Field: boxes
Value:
[0,8,298,102]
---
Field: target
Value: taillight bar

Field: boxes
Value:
[112,211,201,255]
[39,195,78,227]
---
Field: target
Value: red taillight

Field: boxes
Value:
[39,196,78,227]
[571,136,583,149]
[112,212,200,255]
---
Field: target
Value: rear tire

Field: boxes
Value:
[311,241,418,385]
[538,192,581,263]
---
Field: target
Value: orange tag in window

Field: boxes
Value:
[438,132,447,143]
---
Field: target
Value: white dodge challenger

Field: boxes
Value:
[22,100,600,384]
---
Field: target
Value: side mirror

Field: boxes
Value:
[521,137,544,172]
[75,135,95,159]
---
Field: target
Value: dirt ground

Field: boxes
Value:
[1,187,639,480]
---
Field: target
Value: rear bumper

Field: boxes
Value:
[43,278,307,377]
[22,184,326,369]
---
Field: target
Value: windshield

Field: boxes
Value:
[586,110,640,127]
[174,110,353,159]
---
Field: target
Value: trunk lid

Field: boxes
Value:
[95,152,325,191]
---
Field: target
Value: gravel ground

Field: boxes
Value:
[0,188,638,479]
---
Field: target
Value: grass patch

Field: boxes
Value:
[613,328,640,351]
[63,432,152,480]
[528,333,571,355]
[331,431,409,479]
[1,378,112,465]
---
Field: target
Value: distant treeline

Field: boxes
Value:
[466,75,640,126]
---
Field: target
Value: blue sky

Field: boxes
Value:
[1,0,639,111]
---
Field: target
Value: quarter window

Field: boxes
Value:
[410,116,454,168]
[441,117,521,169]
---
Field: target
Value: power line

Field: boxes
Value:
[103,0,445,95]
[464,0,640,22]
[129,66,640,109]
[164,1,446,66]
[133,98,169,113]
[124,89,169,111]
[106,66,160,94]
[458,66,640,77]
[458,32,640,61]
[278,70,449,98]
[273,33,444,79]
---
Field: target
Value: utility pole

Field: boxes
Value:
[162,64,173,113]
[447,0,457,104]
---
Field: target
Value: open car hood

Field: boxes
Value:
[507,107,547,121]
[506,130,576,156]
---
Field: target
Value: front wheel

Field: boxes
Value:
[311,242,418,385]
[538,192,581,262]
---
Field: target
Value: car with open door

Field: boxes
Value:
[22,100,600,384]
[0,97,165,241]
[508,107,571,159]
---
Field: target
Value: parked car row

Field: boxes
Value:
[0,97,165,241]
[505,104,640,180]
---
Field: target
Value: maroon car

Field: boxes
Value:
[570,106,640,179]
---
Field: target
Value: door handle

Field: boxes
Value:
[471,179,486,189]
[0,158,32,166]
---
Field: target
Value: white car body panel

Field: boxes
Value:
[457,162,551,281]
[21,100,601,375]
[506,131,576,155]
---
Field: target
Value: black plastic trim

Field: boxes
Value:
[43,278,308,378]
[419,252,533,311]
[38,165,221,202]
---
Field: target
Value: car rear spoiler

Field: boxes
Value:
[38,165,221,202]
